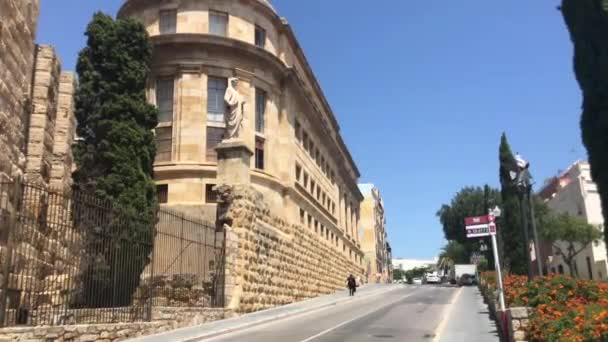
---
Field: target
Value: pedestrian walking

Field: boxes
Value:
[347,274,357,296]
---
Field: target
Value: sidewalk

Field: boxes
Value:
[130,284,401,342]
[438,286,500,342]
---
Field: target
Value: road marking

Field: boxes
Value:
[201,286,405,341]
[432,287,463,342]
[297,290,423,342]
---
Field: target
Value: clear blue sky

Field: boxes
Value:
[38,0,583,259]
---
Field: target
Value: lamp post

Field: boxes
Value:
[513,154,543,279]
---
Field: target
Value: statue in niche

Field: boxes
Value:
[224,77,246,140]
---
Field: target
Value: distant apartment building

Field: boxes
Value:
[538,160,607,280]
[359,184,391,283]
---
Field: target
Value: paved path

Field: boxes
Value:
[132,284,499,342]
[438,286,500,342]
[204,285,494,342]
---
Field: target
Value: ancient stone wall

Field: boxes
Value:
[25,45,61,185]
[0,0,40,181]
[49,72,77,190]
[217,185,364,314]
[0,307,231,342]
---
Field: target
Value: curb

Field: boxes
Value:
[129,285,402,342]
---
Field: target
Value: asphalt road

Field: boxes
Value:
[204,285,464,342]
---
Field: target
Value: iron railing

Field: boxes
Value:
[0,180,224,326]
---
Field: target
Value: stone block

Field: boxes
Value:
[509,307,531,319]
[513,330,526,341]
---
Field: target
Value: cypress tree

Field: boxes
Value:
[498,133,527,275]
[73,13,158,306]
[561,0,608,253]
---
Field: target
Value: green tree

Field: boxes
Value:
[73,12,158,307]
[498,133,527,275]
[393,269,406,281]
[561,0,608,252]
[540,212,601,277]
[437,186,501,266]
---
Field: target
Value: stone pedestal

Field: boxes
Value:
[215,140,253,185]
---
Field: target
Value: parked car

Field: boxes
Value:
[425,274,441,284]
[413,278,423,285]
[458,274,475,286]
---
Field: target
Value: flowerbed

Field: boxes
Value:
[481,273,608,341]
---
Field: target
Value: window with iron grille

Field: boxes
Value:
[159,10,177,34]
[255,88,266,133]
[255,25,266,48]
[155,127,172,162]
[209,11,228,36]
[156,79,174,123]
[206,126,225,162]
[255,137,265,170]
[205,184,219,204]
[207,77,227,123]
[157,184,168,204]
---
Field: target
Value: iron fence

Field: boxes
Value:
[0,180,224,327]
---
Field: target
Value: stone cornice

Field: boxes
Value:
[150,34,290,78]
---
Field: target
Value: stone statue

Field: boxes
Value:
[224,77,246,139]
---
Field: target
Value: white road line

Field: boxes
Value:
[297,289,423,342]
[201,286,405,341]
[432,287,463,342]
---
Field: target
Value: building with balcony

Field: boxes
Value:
[358,184,391,283]
[538,160,608,280]
[117,0,364,263]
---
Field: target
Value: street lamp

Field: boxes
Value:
[511,154,543,279]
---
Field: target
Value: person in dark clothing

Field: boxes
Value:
[347,274,357,296]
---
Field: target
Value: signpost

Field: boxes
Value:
[465,212,506,312]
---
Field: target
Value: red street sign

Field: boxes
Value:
[464,215,490,226]
[489,222,497,233]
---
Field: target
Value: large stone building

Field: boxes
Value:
[538,160,608,280]
[118,0,364,263]
[358,184,391,283]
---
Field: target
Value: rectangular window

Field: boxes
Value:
[310,180,315,194]
[586,257,593,280]
[303,132,309,151]
[209,11,228,36]
[316,185,321,200]
[155,127,172,162]
[207,77,227,123]
[206,127,225,162]
[300,209,305,224]
[295,120,302,142]
[307,214,312,228]
[205,184,219,204]
[159,10,177,34]
[255,138,265,170]
[295,164,302,182]
[157,184,168,204]
[255,88,266,133]
[255,25,266,48]
[315,220,319,233]
[303,172,309,188]
[156,79,174,123]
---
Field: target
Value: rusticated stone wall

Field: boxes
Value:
[49,72,77,190]
[0,307,231,342]
[25,45,61,185]
[217,185,364,314]
[0,0,40,181]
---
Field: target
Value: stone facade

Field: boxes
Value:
[506,307,531,342]
[0,307,231,342]
[217,184,364,313]
[358,184,391,283]
[117,0,365,264]
[0,0,40,182]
